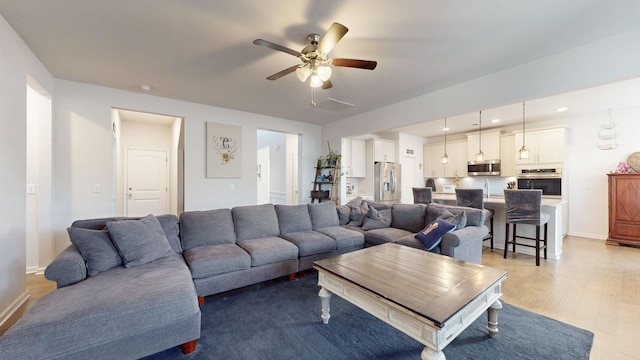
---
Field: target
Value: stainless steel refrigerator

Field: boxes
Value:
[374,161,401,203]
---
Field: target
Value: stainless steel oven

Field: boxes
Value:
[517,168,562,197]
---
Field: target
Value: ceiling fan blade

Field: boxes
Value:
[266,65,298,80]
[253,39,301,57]
[322,80,333,90]
[317,22,348,55]
[332,58,377,70]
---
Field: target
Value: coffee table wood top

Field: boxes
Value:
[313,243,508,327]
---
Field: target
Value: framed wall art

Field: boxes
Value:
[206,122,242,178]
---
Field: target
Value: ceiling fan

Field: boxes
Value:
[253,22,377,90]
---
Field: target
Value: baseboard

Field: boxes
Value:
[0,291,30,331]
[567,232,607,240]
[26,266,47,275]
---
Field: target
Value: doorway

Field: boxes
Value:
[113,109,183,216]
[25,77,53,273]
[256,129,300,205]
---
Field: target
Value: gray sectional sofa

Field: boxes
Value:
[0,200,488,359]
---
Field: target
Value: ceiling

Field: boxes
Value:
[2,0,640,129]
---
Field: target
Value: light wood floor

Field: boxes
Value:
[4,235,639,359]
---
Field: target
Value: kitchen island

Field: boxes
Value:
[432,193,568,260]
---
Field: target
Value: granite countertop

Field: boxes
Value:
[432,192,566,207]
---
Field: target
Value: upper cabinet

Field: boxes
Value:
[500,134,517,177]
[342,138,366,177]
[515,128,566,166]
[371,139,397,163]
[423,140,467,178]
[467,130,502,161]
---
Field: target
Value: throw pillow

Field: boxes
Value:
[362,207,392,231]
[415,218,455,250]
[106,214,173,267]
[336,204,351,225]
[67,227,123,276]
[347,197,369,227]
[442,211,467,230]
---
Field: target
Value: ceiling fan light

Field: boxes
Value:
[296,66,310,82]
[317,65,332,81]
[309,74,323,88]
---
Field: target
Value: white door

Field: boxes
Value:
[126,148,168,216]
[257,147,270,204]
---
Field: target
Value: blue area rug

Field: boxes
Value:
[144,274,593,360]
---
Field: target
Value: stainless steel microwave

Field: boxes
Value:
[467,160,501,176]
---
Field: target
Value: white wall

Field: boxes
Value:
[0,13,53,326]
[53,80,322,255]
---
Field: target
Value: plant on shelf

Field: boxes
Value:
[324,141,341,168]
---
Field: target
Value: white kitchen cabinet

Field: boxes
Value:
[515,128,566,166]
[423,143,445,178]
[444,140,468,177]
[423,140,467,178]
[467,130,502,161]
[500,135,517,177]
[373,139,397,163]
[349,139,366,177]
[341,138,367,177]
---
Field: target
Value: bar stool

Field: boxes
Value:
[412,187,432,204]
[455,188,494,249]
[503,189,549,266]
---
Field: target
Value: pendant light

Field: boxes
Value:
[519,102,530,159]
[476,110,484,161]
[441,118,449,164]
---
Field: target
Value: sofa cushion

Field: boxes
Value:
[106,215,173,267]
[362,207,392,231]
[183,244,251,279]
[232,204,280,241]
[67,227,122,276]
[237,237,298,266]
[391,204,427,233]
[308,201,340,229]
[396,234,441,254]
[280,231,336,256]
[316,226,365,249]
[180,209,236,250]
[275,204,313,234]
[364,227,413,246]
[415,218,456,250]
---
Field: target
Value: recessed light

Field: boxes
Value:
[139,84,152,91]
[556,107,568,112]
[442,127,450,131]
[491,118,501,123]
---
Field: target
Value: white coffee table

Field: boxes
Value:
[313,243,508,360]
